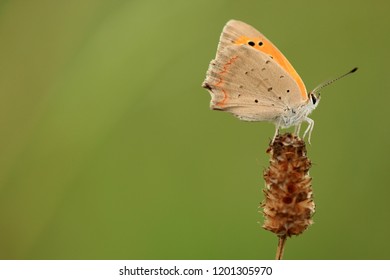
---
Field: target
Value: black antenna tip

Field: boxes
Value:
[350,67,358,73]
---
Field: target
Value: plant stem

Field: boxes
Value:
[276,236,287,260]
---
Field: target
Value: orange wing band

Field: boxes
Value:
[215,55,239,107]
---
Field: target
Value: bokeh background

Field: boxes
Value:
[0,0,389,260]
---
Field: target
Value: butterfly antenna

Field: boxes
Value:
[311,67,358,95]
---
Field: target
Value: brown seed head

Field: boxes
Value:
[262,133,315,237]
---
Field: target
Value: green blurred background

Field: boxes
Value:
[0,0,389,259]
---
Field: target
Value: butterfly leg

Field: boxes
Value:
[302,117,314,144]
[294,123,302,137]
[271,122,281,144]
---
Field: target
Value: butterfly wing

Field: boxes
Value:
[203,44,303,122]
[216,20,307,102]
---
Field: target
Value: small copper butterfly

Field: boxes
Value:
[202,20,357,143]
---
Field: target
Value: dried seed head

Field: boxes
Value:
[262,133,315,237]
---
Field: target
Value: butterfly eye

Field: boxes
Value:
[311,94,317,105]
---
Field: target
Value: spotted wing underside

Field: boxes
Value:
[202,44,303,122]
[217,20,308,101]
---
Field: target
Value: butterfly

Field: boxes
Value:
[202,20,357,143]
